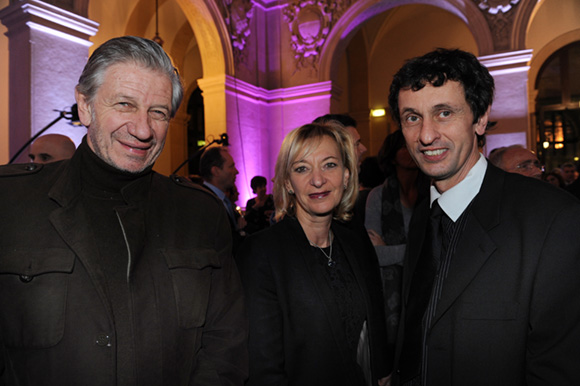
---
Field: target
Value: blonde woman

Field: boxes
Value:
[237,122,391,386]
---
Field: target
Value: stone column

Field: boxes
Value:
[0,0,98,163]
[479,49,534,155]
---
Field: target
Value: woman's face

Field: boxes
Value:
[255,184,267,198]
[286,135,349,222]
[546,174,560,187]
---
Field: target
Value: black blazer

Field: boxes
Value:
[237,216,391,386]
[394,163,580,385]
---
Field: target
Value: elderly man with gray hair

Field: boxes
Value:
[0,36,247,385]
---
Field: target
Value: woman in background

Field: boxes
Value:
[244,175,275,234]
[365,129,429,355]
[237,122,391,386]
[544,169,565,188]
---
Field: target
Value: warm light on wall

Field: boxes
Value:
[371,108,386,117]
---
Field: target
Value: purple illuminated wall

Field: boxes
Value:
[225,76,334,206]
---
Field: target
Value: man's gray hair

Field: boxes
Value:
[76,36,183,117]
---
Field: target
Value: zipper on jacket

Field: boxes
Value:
[115,210,132,283]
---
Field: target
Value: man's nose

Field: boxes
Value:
[418,117,439,145]
[128,111,154,141]
[360,143,368,155]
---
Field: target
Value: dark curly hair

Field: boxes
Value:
[388,48,495,147]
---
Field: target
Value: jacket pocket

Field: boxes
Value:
[162,248,221,329]
[0,248,75,348]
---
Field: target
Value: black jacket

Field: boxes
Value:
[0,150,248,385]
[237,216,391,386]
[394,164,580,385]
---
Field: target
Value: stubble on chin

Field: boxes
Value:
[88,130,158,174]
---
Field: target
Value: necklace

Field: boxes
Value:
[309,230,335,267]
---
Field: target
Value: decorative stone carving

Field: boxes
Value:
[477,0,520,14]
[475,0,521,52]
[283,0,352,73]
[219,0,254,66]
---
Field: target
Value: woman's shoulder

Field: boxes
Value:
[367,180,387,203]
[238,217,297,250]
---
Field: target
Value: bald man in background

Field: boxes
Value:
[488,144,543,179]
[29,134,76,163]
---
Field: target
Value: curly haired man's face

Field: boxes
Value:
[398,81,488,193]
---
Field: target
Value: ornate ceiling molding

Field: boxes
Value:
[218,0,255,66]
[283,0,353,74]
[477,0,520,15]
[475,0,521,52]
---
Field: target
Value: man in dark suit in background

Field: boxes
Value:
[390,48,580,385]
[199,146,245,251]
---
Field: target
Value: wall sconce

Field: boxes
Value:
[370,108,386,117]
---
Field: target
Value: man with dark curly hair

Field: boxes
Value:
[390,48,580,386]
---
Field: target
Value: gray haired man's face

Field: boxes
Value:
[76,62,173,173]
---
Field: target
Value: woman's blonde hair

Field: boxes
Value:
[273,121,359,222]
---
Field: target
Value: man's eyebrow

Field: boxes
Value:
[400,107,420,115]
[150,104,170,111]
[431,103,461,112]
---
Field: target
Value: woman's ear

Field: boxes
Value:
[343,168,350,188]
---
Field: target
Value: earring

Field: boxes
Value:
[288,189,294,195]
[343,184,347,190]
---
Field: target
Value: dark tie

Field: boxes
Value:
[399,199,449,385]
[430,200,444,269]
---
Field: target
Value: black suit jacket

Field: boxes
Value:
[237,216,391,386]
[394,163,580,385]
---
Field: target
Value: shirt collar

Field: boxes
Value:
[430,153,487,222]
[204,181,226,201]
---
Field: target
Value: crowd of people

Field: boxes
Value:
[1,36,579,386]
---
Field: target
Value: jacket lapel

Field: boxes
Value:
[431,164,502,324]
[402,199,430,304]
[332,223,368,305]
